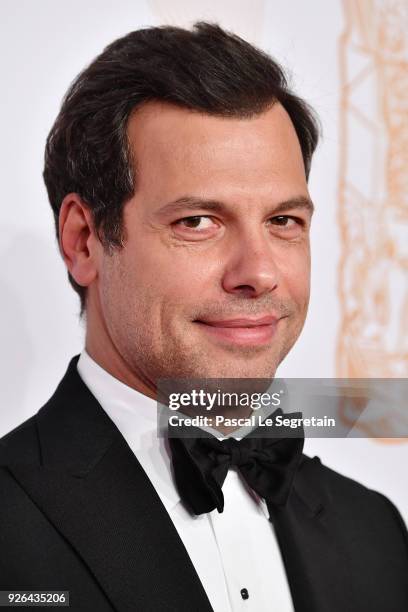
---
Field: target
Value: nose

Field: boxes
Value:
[221,229,279,298]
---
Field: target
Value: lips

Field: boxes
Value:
[194,315,280,346]
[196,315,278,328]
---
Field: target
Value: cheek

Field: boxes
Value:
[113,242,211,329]
[135,238,219,299]
[278,245,311,306]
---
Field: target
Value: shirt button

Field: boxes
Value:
[240,588,249,600]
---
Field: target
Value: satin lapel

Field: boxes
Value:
[270,456,355,612]
[8,357,213,612]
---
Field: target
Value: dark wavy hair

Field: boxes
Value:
[43,21,320,317]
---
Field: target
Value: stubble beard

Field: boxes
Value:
[133,317,303,383]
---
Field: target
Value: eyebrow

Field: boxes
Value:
[156,195,314,217]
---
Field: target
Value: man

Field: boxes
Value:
[1,22,407,612]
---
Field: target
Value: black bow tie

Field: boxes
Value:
[168,409,304,516]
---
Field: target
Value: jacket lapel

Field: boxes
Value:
[271,456,355,612]
[8,356,213,612]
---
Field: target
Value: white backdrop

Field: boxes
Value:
[1,0,407,521]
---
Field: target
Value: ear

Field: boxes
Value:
[58,194,100,288]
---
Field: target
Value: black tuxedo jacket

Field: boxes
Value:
[1,355,408,612]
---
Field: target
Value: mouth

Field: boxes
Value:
[193,315,281,347]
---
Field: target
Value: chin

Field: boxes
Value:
[197,355,280,379]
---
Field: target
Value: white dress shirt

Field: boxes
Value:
[77,350,294,612]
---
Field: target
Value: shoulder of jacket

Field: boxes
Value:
[298,452,405,520]
[0,413,39,466]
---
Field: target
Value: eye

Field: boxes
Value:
[268,215,298,227]
[174,216,216,230]
[267,215,306,239]
[171,215,221,241]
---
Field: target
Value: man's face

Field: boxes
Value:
[95,101,313,384]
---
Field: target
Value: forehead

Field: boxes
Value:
[126,100,307,202]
